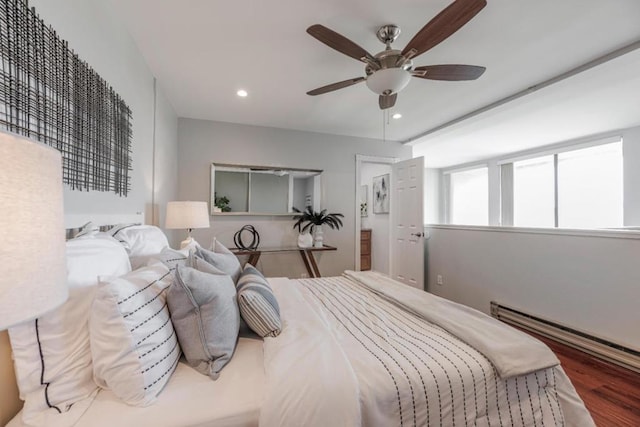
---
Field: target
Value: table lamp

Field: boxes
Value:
[0,131,67,330]
[165,201,210,249]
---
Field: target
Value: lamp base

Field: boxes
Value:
[179,236,199,251]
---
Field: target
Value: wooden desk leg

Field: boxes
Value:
[301,250,322,278]
[299,250,316,278]
[247,252,261,266]
[308,251,322,277]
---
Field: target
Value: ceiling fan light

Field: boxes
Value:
[366,68,411,95]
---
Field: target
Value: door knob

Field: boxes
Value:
[411,232,425,238]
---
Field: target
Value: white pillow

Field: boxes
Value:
[109,224,169,269]
[90,263,180,406]
[8,234,131,427]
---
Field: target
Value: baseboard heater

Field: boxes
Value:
[490,302,640,373]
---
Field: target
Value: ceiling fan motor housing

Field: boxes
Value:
[365,49,413,95]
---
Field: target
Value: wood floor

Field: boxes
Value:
[528,333,640,426]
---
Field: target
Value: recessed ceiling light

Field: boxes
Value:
[392,113,402,119]
[237,89,248,97]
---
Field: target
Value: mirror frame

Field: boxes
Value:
[210,163,323,216]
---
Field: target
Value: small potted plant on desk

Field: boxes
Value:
[292,207,344,248]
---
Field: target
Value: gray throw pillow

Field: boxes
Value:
[195,240,242,283]
[188,252,256,338]
[189,251,226,275]
[236,264,282,338]
[167,265,240,379]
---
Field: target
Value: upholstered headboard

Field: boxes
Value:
[0,212,144,426]
[0,331,21,426]
[64,212,144,232]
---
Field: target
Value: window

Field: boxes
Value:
[508,140,622,229]
[448,167,488,225]
[514,156,555,227]
[557,143,622,228]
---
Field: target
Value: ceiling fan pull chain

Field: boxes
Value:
[382,110,386,143]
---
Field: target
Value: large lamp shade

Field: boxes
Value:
[165,201,210,249]
[0,132,67,330]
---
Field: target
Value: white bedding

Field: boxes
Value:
[9,272,594,427]
[343,270,560,378]
[8,338,264,427]
[261,274,595,427]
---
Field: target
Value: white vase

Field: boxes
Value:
[313,225,324,248]
[297,232,313,248]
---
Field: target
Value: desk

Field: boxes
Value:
[230,245,337,278]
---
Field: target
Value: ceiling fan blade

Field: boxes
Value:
[379,93,397,110]
[401,0,487,59]
[307,77,366,96]
[307,24,375,63]
[412,64,486,81]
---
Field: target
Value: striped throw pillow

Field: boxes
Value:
[236,265,281,337]
[90,263,180,406]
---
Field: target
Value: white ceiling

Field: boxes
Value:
[107,0,640,167]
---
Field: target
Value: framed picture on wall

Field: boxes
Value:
[361,185,368,217]
[372,173,389,214]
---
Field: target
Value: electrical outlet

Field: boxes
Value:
[436,275,444,286]
[300,273,308,279]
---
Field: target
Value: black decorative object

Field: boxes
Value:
[0,0,132,196]
[233,225,260,250]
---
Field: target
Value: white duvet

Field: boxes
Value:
[261,272,594,427]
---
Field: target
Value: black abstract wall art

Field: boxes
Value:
[0,0,132,196]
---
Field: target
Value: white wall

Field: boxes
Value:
[425,226,640,351]
[29,0,178,228]
[152,84,179,245]
[1,1,179,424]
[361,163,391,274]
[178,118,412,278]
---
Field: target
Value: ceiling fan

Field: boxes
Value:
[306,0,487,110]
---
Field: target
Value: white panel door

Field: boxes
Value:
[391,157,425,289]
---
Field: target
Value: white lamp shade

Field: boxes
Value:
[366,68,412,95]
[165,201,210,230]
[0,131,67,330]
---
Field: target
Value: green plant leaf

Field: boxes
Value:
[291,207,344,231]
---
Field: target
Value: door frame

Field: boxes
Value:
[355,154,397,271]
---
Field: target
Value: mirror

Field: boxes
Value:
[211,164,322,215]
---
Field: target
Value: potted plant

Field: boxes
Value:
[292,207,344,248]
[214,193,231,212]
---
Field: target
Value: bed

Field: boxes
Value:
[4,224,594,427]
